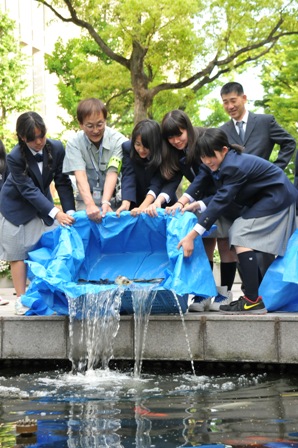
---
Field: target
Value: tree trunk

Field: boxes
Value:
[130,40,154,124]
[133,92,153,124]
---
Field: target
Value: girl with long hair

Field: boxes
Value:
[0,112,75,314]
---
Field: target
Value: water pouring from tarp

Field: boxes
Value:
[170,289,196,376]
[67,288,122,374]
[104,276,159,378]
[67,275,196,377]
[67,277,160,376]
[23,212,217,377]
[130,283,158,378]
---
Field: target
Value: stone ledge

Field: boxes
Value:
[1,313,298,364]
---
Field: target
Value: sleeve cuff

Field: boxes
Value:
[147,190,157,200]
[193,223,207,236]
[183,193,195,203]
[49,206,60,219]
[197,200,207,212]
[158,192,170,203]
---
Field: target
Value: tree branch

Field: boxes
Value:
[34,0,130,68]
[150,24,298,96]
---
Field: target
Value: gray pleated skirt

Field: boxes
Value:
[229,203,297,256]
[0,214,56,261]
[203,215,233,239]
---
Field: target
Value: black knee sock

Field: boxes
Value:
[220,262,237,291]
[237,251,259,301]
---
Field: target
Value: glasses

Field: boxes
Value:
[83,121,106,130]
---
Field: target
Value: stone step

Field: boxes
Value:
[0,286,298,364]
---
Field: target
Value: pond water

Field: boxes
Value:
[1,361,298,447]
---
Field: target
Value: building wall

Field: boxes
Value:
[0,0,77,137]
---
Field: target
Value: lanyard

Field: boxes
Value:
[88,141,103,187]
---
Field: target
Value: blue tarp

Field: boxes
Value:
[22,210,217,315]
[260,229,298,312]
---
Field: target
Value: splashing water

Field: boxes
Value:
[67,289,122,373]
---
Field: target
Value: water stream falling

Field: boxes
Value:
[130,283,157,378]
[67,288,122,373]
[171,290,196,376]
[67,282,195,378]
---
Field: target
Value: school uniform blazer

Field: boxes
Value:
[0,165,9,191]
[121,141,180,206]
[220,112,296,170]
[192,150,298,231]
[0,139,75,226]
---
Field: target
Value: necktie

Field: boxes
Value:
[34,153,43,162]
[236,121,245,143]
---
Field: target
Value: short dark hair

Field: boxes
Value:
[220,82,244,97]
[77,98,107,123]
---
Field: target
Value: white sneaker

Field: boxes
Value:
[188,296,211,312]
[15,298,30,315]
[0,297,9,306]
[209,286,233,311]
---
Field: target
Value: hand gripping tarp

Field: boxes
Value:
[260,229,298,312]
[22,210,217,315]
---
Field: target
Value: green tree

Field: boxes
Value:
[35,0,298,127]
[46,36,133,132]
[0,10,35,145]
[254,35,298,181]
[257,35,298,139]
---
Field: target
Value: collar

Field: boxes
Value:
[232,109,249,125]
[83,128,108,151]
[28,148,43,157]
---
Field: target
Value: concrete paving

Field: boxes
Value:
[1,284,298,364]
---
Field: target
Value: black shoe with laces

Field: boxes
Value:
[219,295,267,314]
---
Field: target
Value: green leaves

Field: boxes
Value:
[36,0,298,129]
[0,11,35,144]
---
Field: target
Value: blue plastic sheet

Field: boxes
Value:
[260,229,298,312]
[22,210,217,315]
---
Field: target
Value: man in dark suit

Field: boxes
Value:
[220,81,296,169]
[220,81,297,279]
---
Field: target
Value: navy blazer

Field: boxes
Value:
[121,141,180,206]
[220,112,296,170]
[193,150,298,231]
[0,164,9,191]
[0,139,75,226]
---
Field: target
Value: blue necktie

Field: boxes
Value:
[34,153,43,162]
[236,121,245,143]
